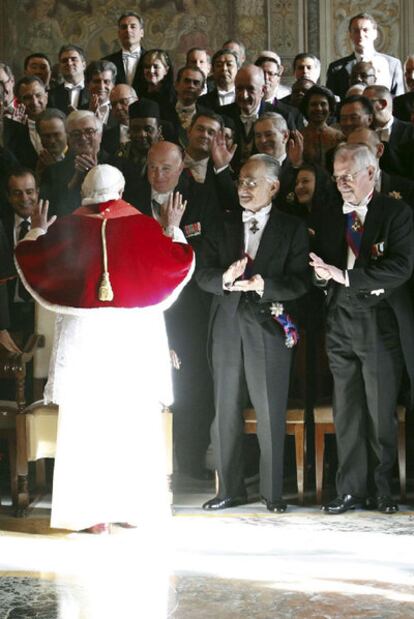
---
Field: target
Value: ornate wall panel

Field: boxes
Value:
[1,0,232,76]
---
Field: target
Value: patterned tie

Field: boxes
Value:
[345,211,363,258]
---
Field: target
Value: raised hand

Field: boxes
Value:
[31,199,56,232]
[159,191,187,229]
[211,130,237,170]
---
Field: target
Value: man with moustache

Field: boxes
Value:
[196,154,309,511]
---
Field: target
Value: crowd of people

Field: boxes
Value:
[1,9,414,531]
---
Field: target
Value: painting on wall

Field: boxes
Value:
[3,0,233,75]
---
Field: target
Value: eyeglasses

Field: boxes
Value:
[112,97,133,106]
[69,128,99,139]
[237,176,271,188]
[331,168,367,184]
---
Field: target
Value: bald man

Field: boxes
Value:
[129,141,221,478]
[220,64,297,172]
[102,83,138,154]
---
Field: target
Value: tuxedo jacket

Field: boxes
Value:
[198,88,227,113]
[381,117,414,177]
[393,91,414,123]
[380,170,414,209]
[312,192,414,396]
[3,118,38,170]
[196,208,309,327]
[326,52,404,100]
[103,48,146,93]
[48,83,90,114]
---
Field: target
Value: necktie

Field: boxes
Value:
[151,199,161,221]
[345,211,363,258]
[18,220,31,300]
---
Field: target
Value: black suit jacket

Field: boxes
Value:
[381,117,414,177]
[102,48,146,93]
[380,170,414,209]
[326,52,404,101]
[313,192,414,398]
[198,88,226,113]
[47,83,90,114]
[393,91,414,122]
[196,208,309,325]
[3,118,38,170]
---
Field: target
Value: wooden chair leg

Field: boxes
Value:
[398,416,406,502]
[315,425,325,504]
[15,414,29,517]
[294,424,305,505]
[35,459,47,493]
[8,433,17,507]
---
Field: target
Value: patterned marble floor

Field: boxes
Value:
[0,483,414,618]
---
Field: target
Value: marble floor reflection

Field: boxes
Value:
[0,479,414,618]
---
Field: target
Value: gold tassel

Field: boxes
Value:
[98,218,114,302]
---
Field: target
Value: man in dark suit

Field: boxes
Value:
[186,47,214,95]
[326,13,404,101]
[347,127,414,209]
[198,48,239,112]
[103,11,145,93]
[2,169,40,342]
[48,45,89,115]
[196,154,309,511]
[255,54,305,129]
[363,84,414,178]
[132,141,219,478]
[220,65,296,173]
[5,76,49,170]
[310,143,414,514]
[159,66,208,147]
[102,84,137,155]
[0,219,19,355]
[41,110,106,217]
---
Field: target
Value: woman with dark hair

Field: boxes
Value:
[299,85,343,168]
[136,49,175,107]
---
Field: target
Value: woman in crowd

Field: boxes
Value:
[137,48,175,107]
[299,85,343,168]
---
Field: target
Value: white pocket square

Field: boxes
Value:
[370,289,385,296]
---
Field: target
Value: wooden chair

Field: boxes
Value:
[314,404,407,503]
[242,407,306,504]
[0,335,42,511]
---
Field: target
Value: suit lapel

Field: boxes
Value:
[357,193,383,266]
[251,209,283,274]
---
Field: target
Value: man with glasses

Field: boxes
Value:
[310,143,414,515]
[41,110,105,217]
[196,154,309,512]
[102,84,138,155]
[0,63,16,119]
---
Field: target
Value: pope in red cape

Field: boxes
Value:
[15,164,194,533]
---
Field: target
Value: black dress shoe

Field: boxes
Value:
[262,498,287,513]
[202,495,247,510]
[321,494,364,514]
[376,496,399,514]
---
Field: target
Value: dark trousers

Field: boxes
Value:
[211,301,292,500]
[326,302,403,497]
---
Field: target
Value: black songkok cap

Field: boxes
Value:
[129,98,161,120]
